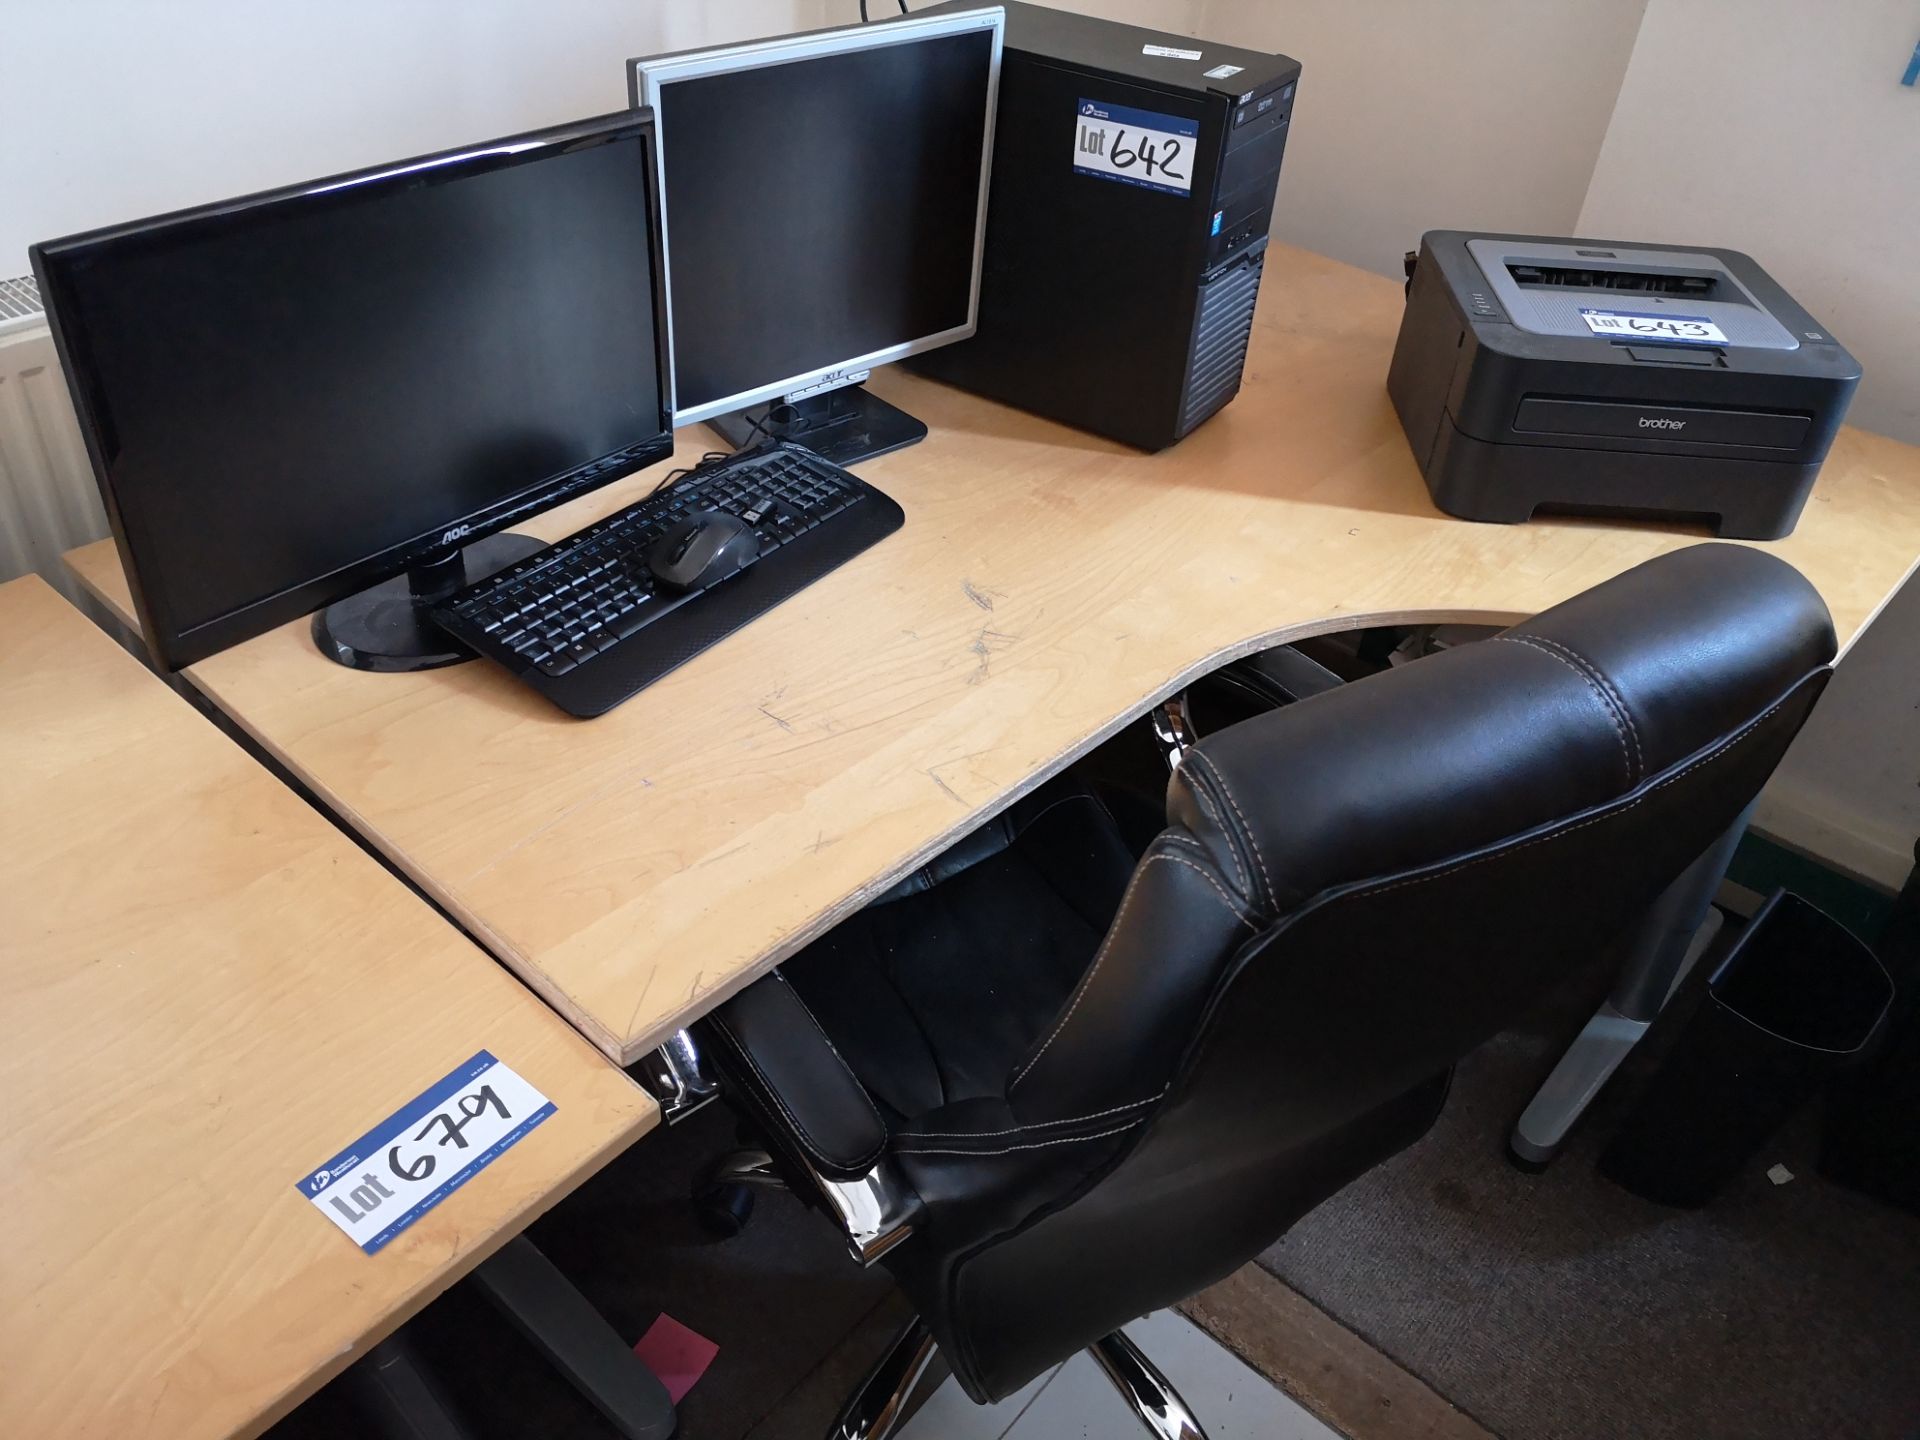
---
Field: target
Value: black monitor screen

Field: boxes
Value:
[36,118,670,668]
[654,27,994,416]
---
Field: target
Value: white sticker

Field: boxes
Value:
[1203,63,1244,79]
[1579,308,1729,346]
[1142,44,1202,61]
[1073,98,1197,196]
[297,1051,555,1254]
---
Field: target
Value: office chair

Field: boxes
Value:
[683,543,1835,1439]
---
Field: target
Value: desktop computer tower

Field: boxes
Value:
[912,2,1300,451]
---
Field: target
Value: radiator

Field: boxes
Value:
[0,274,107,598]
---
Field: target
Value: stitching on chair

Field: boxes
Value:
[902,1086,1170,1140]
[1009,852,1254,1092]
[775,971,889,1138]
[1172,766,1251,899]
[891,1118,1146,1158]
[1515,633,1645,781]
[1354,699,1784,905]
[1493,635,1636,786]
[1190,751,1276,911]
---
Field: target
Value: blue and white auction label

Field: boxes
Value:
[1073,98,1197,196]
[296,1051,554,1254]
[1579,308,1729,345]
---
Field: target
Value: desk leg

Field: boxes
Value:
[342,1334,474,1440]
[472,1236,678,1439]
[1510,804,1752,1168]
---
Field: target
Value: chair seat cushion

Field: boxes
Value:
[781,781,1137,1123]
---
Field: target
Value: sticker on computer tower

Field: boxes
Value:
[1073,99,1197,196]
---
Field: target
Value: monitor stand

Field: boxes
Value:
[707,386,927,468]
[311,531,547,673]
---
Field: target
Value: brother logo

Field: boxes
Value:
[1639,416,1687,431]
[441,523,473,544]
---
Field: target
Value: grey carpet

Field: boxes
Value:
[1258,929,1920,1440]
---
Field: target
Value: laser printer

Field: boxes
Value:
[1388,232,1860,539]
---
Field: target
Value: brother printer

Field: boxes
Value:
[1388,232,1860,539]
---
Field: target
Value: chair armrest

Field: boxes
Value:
[700,970,889,1180]
[1237,643,1346,703]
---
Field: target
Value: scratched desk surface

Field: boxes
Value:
[0,573,654,1440]
[68,243,1920,1066]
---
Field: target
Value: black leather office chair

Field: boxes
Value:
[689,543,1836,1439]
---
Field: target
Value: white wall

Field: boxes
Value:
[1578,0,1920,447]
[1190,0,1649,277]
[0,0,834,274]
[1578,0,1920,889]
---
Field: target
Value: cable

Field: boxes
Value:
[648,400,811,500]
[648,449,732,498]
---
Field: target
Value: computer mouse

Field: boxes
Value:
[648,510,761,592]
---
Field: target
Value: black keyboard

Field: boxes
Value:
[431,443,904,717]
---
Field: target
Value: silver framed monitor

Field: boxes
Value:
[629,8,1003,465]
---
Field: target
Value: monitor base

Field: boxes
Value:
[707,386,927,468]
[312,531,548,673]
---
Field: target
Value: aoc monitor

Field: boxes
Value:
[33,111,674,673]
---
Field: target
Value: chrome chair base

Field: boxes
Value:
[822,1318,1211,1440]
[825,1316,944,1440]
[1090,1331,1211,1440]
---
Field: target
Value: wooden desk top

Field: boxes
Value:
[0,574,654,1440]
[68,243,1920,1067]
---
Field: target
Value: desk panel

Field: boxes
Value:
[66,244,1920,1066]
[0,574,654,1440]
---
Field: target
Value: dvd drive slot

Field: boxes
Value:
[1514,398,1810,449]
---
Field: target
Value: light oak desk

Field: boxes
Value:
[68,243,1920,1069]
[0,574,655,1440]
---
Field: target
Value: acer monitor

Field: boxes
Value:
[629,7,1001,466]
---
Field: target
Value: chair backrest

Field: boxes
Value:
[904,543,1837,1399]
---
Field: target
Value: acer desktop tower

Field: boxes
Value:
[911,2,1299,451]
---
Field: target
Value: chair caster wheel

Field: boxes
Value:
[694,1181,756,1236]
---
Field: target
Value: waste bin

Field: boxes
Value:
[1820,843,1920,1214]
[1600,889,1894,1208]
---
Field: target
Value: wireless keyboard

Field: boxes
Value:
[431,443,904,717]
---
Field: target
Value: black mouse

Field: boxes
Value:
[647,510,761,592]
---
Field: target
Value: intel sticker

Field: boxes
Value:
[1074,98,1197,196]
[297,1050,555,1254]
[1580,308,1728,345]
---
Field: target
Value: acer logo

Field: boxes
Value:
[1639,416,1686,431]
[441,523,473,544]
